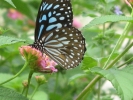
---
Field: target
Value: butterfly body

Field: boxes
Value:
[32,0,86,69]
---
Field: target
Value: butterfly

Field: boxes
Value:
[31,0,86,69]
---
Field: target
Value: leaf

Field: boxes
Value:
[0,73,22,89]
[81,56,97,70]
[32,91,48,100]
[100,53,119,65]
[0,27,9,34]
[68,74,87,83]
[90,66,133,100]
[0,74,13,83]
[4,0,16,8]
[0,36,25,48]
[83,15,133,29]
[12,0,34,20]
[0,86,28,100]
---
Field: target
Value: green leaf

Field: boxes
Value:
[0,86,28,100]
[100,53,119,65]
[83,15,133,29]
[32,91,48,100]
[0,73,22,90]
[82,56,97,70]
[12,0,34,20]
[4,0,16,8]
[105,0,115,3]
[68,74,87,83]
[0,27,9,34]
[0,73,13,83]
[0,36,25,48]
[90,66,133,100]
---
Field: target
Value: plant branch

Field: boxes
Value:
[103,10,133,68]
[25,70,34,97]
[76,75,101,100]
[0,61,28,85]
[30,84,40,100]
[105,42,133,69]
[117,56,133,68]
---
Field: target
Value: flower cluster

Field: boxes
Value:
[19,46,57,73]
[114,6,123,15]
[73,18,82,28]
[8,8,24,20]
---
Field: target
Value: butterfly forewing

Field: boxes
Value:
[33,27,86,69]
[35,0,73,40]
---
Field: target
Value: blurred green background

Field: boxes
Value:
[0,0,131,100]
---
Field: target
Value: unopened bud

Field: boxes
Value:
[22,80,28,87]
[35,75,47,85]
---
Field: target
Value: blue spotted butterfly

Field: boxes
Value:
[32,0,86,69]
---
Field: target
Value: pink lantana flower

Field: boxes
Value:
[73,18,82,28]
[8,8,24,20]
[19,46,57,73]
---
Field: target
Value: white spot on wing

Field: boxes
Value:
[45,33,53,42]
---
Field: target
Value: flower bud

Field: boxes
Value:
[22,80,28,87]
[35,75,47,85]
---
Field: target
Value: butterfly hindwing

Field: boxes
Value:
[35,0,73,40]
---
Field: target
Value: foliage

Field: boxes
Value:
[0,86,28,100]
[0,0,133,100]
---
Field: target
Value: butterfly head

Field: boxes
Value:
[31,40,44,53]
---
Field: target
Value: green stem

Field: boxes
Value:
[103,23,105,35]
[30,84,40,100]
[0,61,28,85]
[105,42,133,69]
[22,87,26,94]
[76,76,101,100]
[117,56,133,68]
[97,80,101,100]
[103,10,133,68]
[116,23,133,50]
[54,73,59,93]
[25,70,34,97]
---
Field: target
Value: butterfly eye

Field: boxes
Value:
[32,0,86,69]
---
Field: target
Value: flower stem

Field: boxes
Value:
[97,80,101,100]
[105,42,133,69]
[25,70,34,97]
[0,61,28,85]
[54,73,59,93]
[22,87,26,94]
[117,56,133,68]
[76,75,101,100]
[30,84,40,100]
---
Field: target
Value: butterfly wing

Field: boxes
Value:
[35,27,86,69]
[35,0,73,40]
[32,0,86,69]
